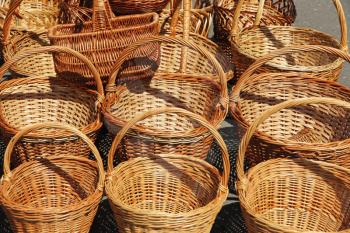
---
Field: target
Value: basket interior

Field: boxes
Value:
[107,155,221,214]
[110,75,221,133]
[244,159,350,232]
[239,74,350,143]
[238,26,342,69]
[3,157,99,209]
[0,78,98,133]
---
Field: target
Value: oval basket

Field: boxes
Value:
[0,122,105,233]
[105,107,229,233]
[236,97,350,233]
[230,45,350,168]
[0,46,104,163]
[102,36,228,160]
[229,0,347,81]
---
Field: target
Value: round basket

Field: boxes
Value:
[102,36,228,160]
[0,122,105,233]
[1,0,60,77]
[105,107,229,233]
[213,0,296,40]
[0,46,104,163]
[229,0,347,81]
[230,45,350,167]
[236,97,350,233]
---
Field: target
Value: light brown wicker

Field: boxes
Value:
[236,97,350,233]
[48,0,160,83]
[0,122,105,233]
[106,107,229,233]
[102,36,228,160]
[0,46,104,163]
[230,45,350,167]
[213,0,296,40]
[1,0,60,76]
[229,0,347,80]
[159,0,213,37]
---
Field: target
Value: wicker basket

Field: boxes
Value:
[1,0,60,76]
[48,0,160,83]
[229,0,347,80]
[0,46,104,163]
[102,36,228,160]
[213,0,296,40]
[105,107,229,233]
[230,45,350,167]
[0,122,105,233]
[236,97,350,233]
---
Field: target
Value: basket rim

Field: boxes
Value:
[230,72,350,151]
[47,12,159,39]
[102,73,226,139]
[230,25,345,73]
[0,76,102,138]
[0,156,104,215]
[105,153,228,218]
[238,157,350,233]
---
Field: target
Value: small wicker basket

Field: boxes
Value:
[102,36,228,160]
[229,0,347,80]
[230,45,350,167]
[0,122,105,233]
[105,107,229,233]
[236,97,350,233]
[0,46,104,163]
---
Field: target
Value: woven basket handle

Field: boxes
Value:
[0,45,104,103]
[92,0,114,31]
[236,97,350,191]
[106,35,228,110]
[2,122,105,190]
[107,107,230,187]
[230,0,348,49]
[230,0,265,37]
[231,45,350,102]
[2,0,26,43]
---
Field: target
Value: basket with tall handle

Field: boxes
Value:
[229,0,347,81]
[105,107,229,233]
[102,36,228,160]
[0,46,104,163]
[213,0,296,41]
[237,97,350,233]
[230,45,350,167]
[48,0,160,83]
[0,122,105,233]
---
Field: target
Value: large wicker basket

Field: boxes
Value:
[0,46,104,163]
[230,45,350,168]
[236,97,350,233]
[102,36,228,160]
[213,0,296,40]
[0,122,105,233]
[229,0,347,80]
[48,0,160,83]
[105,107,229,233]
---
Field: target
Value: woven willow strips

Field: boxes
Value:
[237,97,350,233]
[230,45,350,168]
[0,46,104,162]
[103,36,228,159]
[106,107,229,233]
[229,0,348,80]
[48,0,160,83]
[0,122,105,233]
